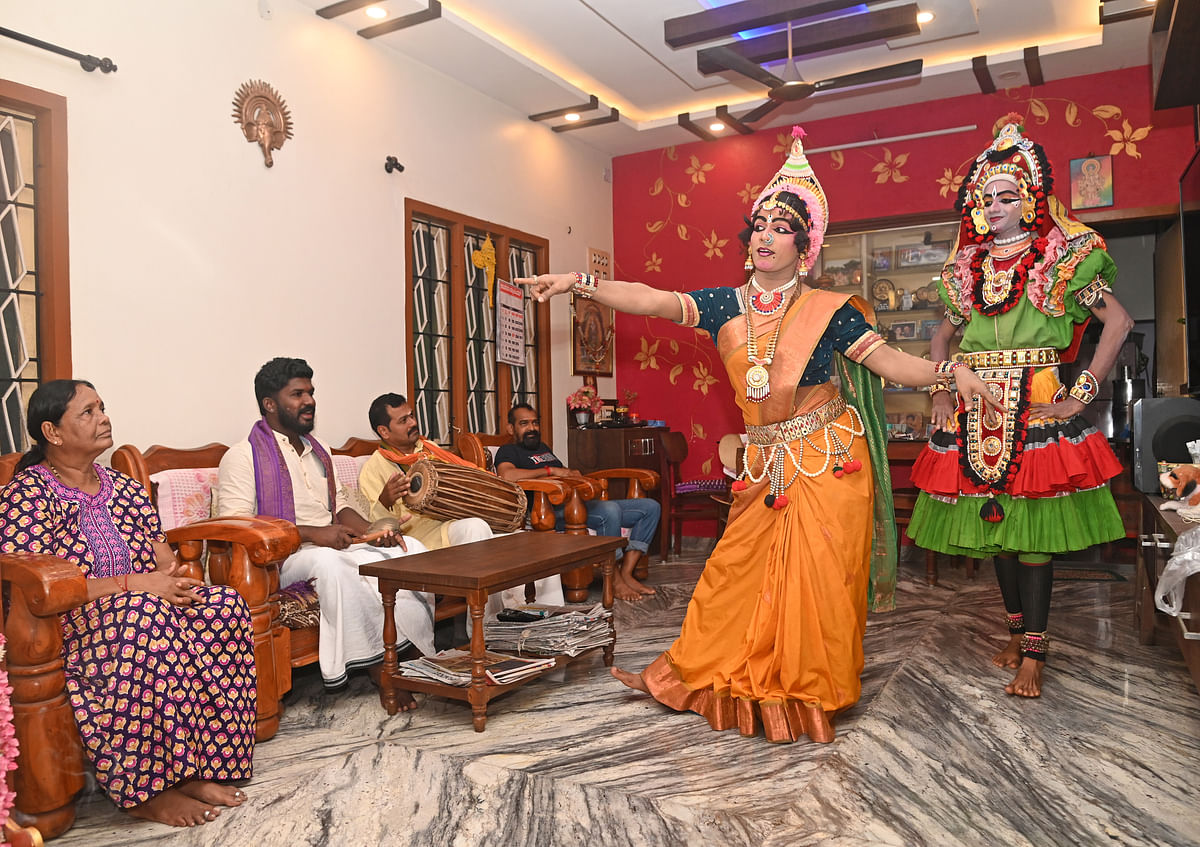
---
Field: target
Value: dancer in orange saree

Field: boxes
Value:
[521,128,1003,743]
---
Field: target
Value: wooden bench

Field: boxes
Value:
[0,452,298,840]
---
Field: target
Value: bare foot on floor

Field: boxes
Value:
[128,788,218,827]
[992,634,1022,669]
[621,572,657,596]
[1004,657,1044,697]
[615,576,644,602]
[610,666,649,693]
[177,780,246,807]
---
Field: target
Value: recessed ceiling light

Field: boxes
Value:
[917,11,934,24]
[709,121,726,132]
[365,6,387,19]
[564,113,581,122]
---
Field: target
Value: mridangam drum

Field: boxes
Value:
[403,459,527,534]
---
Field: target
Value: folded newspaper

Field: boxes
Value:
[397,649,555,687]
[483,602,614,657]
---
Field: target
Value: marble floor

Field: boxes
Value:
[44,547,1200,847]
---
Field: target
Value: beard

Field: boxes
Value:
[279,405,315,435]
[520,430,541,449]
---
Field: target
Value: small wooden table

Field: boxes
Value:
[359,532,627,731]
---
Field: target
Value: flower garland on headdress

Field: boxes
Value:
[751,126,828,273]
[941,115,1105,321]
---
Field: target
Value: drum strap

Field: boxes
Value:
[378,438,479,470]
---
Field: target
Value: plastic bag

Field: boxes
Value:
[1157,526,1200,615]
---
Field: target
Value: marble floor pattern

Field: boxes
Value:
[45,548,1200,847]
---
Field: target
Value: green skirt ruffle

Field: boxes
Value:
[907,486,1125,558]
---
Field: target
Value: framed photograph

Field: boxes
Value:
[870,247,893,273]
[902,411,926,433]
[1070,155,1113,210]
[920,319,942,340]
[890,320,918,341]
[571,295,615,376]
[921,240,952,267]
[896,243,925,268]
[598,400,617,423]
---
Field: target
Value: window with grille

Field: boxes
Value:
[406,200,551,447]
[0,83,70,456]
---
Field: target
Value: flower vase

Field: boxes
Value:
[573,410,593,427]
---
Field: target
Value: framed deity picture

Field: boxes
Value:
[571,295,615,376]
[870,247,893,273]
[890,320,918,341]
[1069,155,1113,210]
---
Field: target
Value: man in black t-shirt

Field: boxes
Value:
[495,403,660,603]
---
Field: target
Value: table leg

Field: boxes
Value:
[601,554,615,667]
[378,580,400,715]
[467,589,489,732]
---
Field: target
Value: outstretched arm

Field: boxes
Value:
[518,273,683,321]
[861,344,1005,413]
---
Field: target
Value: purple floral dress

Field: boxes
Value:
[0,465,256,808]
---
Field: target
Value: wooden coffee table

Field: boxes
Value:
[359,532,627,731]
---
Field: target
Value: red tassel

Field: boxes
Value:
[980,497,1005,523]
[731,479,748,492]
[773,494,788,509]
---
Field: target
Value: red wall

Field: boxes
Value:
[612,65,1196,485]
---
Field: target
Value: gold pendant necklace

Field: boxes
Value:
[744,283,797,403]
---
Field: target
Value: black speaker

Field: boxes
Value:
[1132,397,1200,492]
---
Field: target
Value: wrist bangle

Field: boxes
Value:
[571,272,598,299]
[928,384,952,396]
[1069,369,1099,404]
[933,359,965,378]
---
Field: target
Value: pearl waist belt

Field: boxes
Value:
[746,395,847,445]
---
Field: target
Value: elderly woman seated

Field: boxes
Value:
[0,380,256,828]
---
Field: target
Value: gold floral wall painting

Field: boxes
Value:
[232,79,294,168]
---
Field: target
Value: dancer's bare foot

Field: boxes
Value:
[991,634,1022,669]
[177,780,246,807]
[1004,657,1044,697]
[366,663,421,711]
[621,572,657,596]
[614,575,644,602]
[128,788,218,827]
[610,666,649,693]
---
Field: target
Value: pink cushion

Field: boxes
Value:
[151,467,219,532]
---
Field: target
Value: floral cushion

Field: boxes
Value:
[150,467,219,532]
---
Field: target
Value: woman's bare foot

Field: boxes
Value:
[991,634,1022,669]
[177,780,246,807]
[610,666,649,693]
[128,788,218,827]
[614,575,644,602]
[1004,657,1044,697]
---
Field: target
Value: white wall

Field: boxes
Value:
[0,0,613,454]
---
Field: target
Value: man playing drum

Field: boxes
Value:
[358,392,564,611]
[217,358,431,707]
[495,403,661,603]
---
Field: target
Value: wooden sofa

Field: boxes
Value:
[457,431,659,600]
[0,452,299,840]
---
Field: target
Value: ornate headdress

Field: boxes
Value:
[751,126,828,272]
[957,116,1053,243]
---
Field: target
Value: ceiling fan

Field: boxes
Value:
[704,20,923,122]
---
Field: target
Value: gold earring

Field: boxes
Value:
[744,244,754,270]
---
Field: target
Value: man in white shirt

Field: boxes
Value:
[217,358,431,704]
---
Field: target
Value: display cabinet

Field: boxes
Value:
[815,219,961,435]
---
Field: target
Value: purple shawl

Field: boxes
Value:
[248,418,337,522]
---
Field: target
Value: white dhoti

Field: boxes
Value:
[280,539,433,687]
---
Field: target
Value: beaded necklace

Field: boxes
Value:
[744,281,798,403]
[749,271,799,316]
[969,237,1045,316]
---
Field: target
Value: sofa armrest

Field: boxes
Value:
[167,516,301,564]
[585,468,660,496]
[0,553,89,617]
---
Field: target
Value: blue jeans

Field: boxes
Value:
[554,497,661,559]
